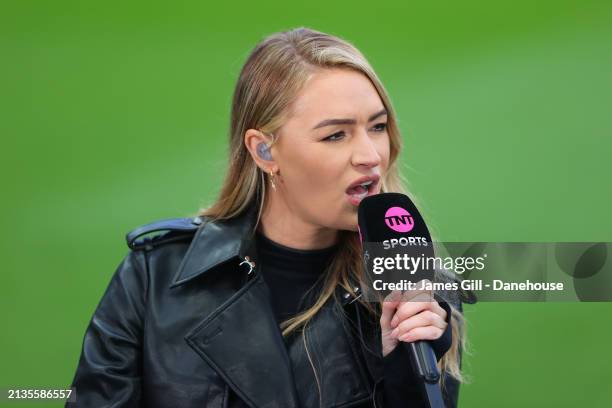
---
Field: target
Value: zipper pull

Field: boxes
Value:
[239,256,256,276]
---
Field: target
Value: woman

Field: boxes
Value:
[68,27,466,407]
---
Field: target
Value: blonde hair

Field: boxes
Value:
[199,27,466,388]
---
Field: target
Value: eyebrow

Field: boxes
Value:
[311,108,388,130]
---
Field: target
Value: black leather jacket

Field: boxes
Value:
[67,206,461,407]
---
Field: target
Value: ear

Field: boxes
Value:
[244,128,277,172]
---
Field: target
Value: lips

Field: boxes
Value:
[346,175,380,206]
[346,175,381,192]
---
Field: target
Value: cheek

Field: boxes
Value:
[282,145,341,186]
[280,148,347,205]
[377,136,391,171]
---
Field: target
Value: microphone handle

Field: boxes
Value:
[408,341,445,408]
[408,341,440,383]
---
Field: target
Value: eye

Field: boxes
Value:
[323,131,345,142]
[372,122,388,132]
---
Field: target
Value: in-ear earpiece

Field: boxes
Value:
[257,142,273,161]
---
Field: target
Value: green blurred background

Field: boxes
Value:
[1,1,611,406]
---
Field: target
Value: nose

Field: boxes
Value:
[350,130,381,169]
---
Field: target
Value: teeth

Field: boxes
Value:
[354,190,368,199]
[347,179,375,200]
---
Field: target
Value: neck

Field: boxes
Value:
[258,193,338,250]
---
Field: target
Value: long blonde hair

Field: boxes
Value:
[199,27,465,385]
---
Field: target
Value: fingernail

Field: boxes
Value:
[399,333,411,341]
[390,328,398,337]
[391,318,397,328]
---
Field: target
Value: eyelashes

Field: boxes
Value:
[372,122,388,132]
[322,122,388,142]
[323,132,345,142]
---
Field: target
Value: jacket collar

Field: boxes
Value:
[170,204,259,288]
[169,202,363,307]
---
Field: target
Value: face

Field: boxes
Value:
[272,68,391,232]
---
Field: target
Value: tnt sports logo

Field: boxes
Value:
[384,206,414,233]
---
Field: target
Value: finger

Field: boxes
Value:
[399,279,432,300]
[401,280,435,302]
[380,289,402,331]
[390,301,430,328]
[384,289,403,303]
[400,288,431,302]
[391,310,447,338]
[392,295,446,327]
[431,301,447,321]
[399,326,444,342]
[415,279,432,291]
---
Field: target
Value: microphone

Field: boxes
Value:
[358,192,445,408]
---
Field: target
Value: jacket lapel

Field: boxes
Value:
[169,207,258,288]
[185,272,300,408]
[174,206,300,407]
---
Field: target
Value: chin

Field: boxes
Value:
[336,224,358,232]
[336,213,359,232]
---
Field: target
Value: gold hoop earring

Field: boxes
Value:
[269,170,277,191]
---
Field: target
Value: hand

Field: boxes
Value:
[380,282,448,357]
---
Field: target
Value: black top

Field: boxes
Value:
[255,230,454,406]
[255,229,337,323]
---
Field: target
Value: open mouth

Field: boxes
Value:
[345,176,380,205]
[346,180,375,200]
